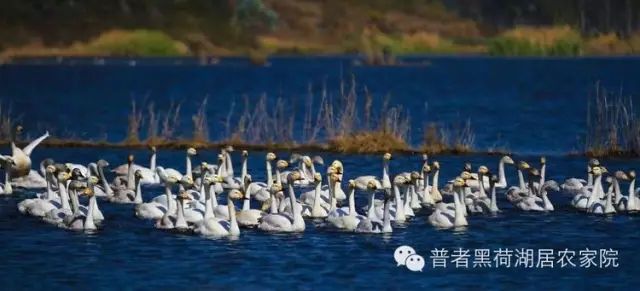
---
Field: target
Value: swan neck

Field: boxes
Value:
[126,162,134,190]
[242,186,251,211]
[394,184,405,219]
[367,191,376,219]
[348,188,356,216]
[614,179,622,203]
[134,178,142,203]
[287,183,300,225]
[382,197,392,233]
[204,184,213,219]
[312,182,322,213]
[498,160,506,185]
[490,183,499,212]
[186,156,192,178]
[266,161,273,187]
[98,165,112,195]
[150,152,156,172]
[517,169,525,190]
[454,187,467,226]
[59,181,71,210]
[227,195,239,235]
[478,173,486,197]
[175,199,187,228]
[84,196,97,230]
[241,156,247,183]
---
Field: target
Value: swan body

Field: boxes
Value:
[10,131,49,178]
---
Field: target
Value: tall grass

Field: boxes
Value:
[586,84,640,156]
[488,26,582,56]
[115,77,477,153]
[0,102,17,141]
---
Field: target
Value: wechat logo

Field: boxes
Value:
[394,245,425,272]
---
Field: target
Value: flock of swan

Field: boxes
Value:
[1,131,637,237]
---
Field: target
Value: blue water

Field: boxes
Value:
[2,56,640,289]
[3,56,640,153]
[0,148,639,289]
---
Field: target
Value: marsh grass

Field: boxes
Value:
[0,102,18,141]
[586,84,640,156]
[488,25,582,56]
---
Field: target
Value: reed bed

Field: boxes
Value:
[586,84,640,157]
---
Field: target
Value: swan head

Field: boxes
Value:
[348,179,356,189]
[82,186,95,197]
[431,161,440,170]
[97,159,109,168]
[383,187,394,200]
[463,162,472,172]
[502,156,515,164]
[529,168,540,177]
[313,173,322,184]
[166,174,180,184]
[393,175,407,185]
[15,125,23,135]
[68,180,84,190]
[615,170,629,181]
[453,177,465,188]
[478,165,489,175]
[225,145,234,152]
[276,160,289,169]
[149,145,157,153]
[88,175,99,185]
[540,156,546,165]
[422,153,429,161]
[302,156,313,167]
[313,156,324,165]
[490,174,499,184]
[331,160,343,174]
[367,179,380,191]
[71,168,85,179]
[460,171,475,180]
[410,171,422,182]
[242,150,249,157]
[187,147,197,156]
[217,154,225,163]
[127,154,134,164]
[383,153,392,161]
[422,164,431,173]
[266,152,277,161]
[629,170,636,179]
[57,171,71,182]
[589,159,600,167]
[592,166,603,176]
[228,189,244,200]
[134,170,143,180]
[518,161,530,170]
[287,171,303,183]
[180,176,194,187]
[269,183,283,193]
[243,174,252,185]
[41,158,55,167]
[204,174,224,185]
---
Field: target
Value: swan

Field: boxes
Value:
[428,177,468,228]
[467,167,496,214]
[304,173,329,218]
[613,171,634,212]
[562,159,599,195]
[408,171,423,210]
[467,156,514,191]
[511,168,557,212]
[108,170,143,204]
[194,187,242,237]
[9,130,49,178]
[162,147,198,182]
[430,161,443,202]
[258,172,306,233]
[506,161,532,201]
[326,180,367,230]
[589,170,618,215]
[390,175,411,222]
[91,160,114,197]
[355,188,393,234]
[572,166,606,211]
[58,184,99,232]
[0,155,16,195]
[246,152,276,202]
[11,158,51,189]
[42,171,74,225]
[18,165,60,217]
[299,164,342,209]
[381,153,392,189]
[155,190,191,232]
[354,175,384,221]
[236,175,266,227]
[135,172,180,220]
[112,155,135,190]
[112,146,160,185]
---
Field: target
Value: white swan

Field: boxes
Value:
[571,166,606,211]
[58,184,99,232]
[108,170,143,204]
[236,175,266,227]
[247,152,276,202]
[562,159,599,195]
[135,172,180,220]
[11,158,50,189]
[194,188,242,237]
[258,172,306,233]
[429,177,468,228]
[155,190,191,232]
[588,170,618,215]
[9,130,49,178]
[91,160,114,197]
[112,146,160,185]
[326,180,367,230]
[355,188,393,234]
[18,165,60,217]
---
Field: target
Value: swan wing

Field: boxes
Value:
[22,131,49,156]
